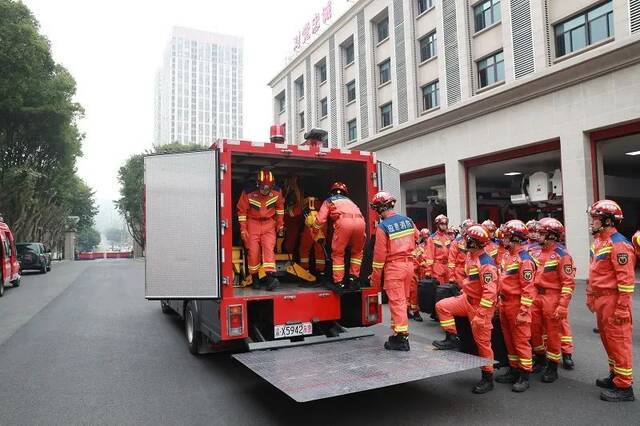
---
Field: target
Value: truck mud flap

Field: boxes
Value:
[232,334,492,402]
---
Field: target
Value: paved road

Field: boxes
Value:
[1,259,639,425]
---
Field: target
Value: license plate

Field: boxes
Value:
[274,322,312,339]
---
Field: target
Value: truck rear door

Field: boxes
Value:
[144,150,222,299]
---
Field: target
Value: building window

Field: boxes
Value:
[417,0,434,14]
[422,80,439,111]
[295,78,304,99]
[380,103,392,128]
[347,119,357,141]
[346,80,356,103]
[477,50,504,88]
[474,0,501,32]
[299,112,305,130]
[377,17,389,43]
[316,60,327,84]
[378,59,391,85]
[320,98,328,118]
[555,1,613,58]
[344,42,355,65]
[419,31,437,62]
[276,92,286,113]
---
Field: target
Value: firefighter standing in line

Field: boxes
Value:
[633,230,640,258]
[482,220,499,259]
[312,182,366,292]
[448,219,474,287]
[587,200,637,402]
[432,225,499,394]
[370,192,418,351]
[526,220,543,258]
[299,196,326,281]
[408,228,430,322]
[529,218,576,382]
[237,169,285,291]
[425,215,452,284]
[494,220,537,392]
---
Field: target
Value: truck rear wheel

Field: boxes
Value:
[185,302,201,355]
[161,300,172,314]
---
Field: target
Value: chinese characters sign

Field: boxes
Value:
[293,1,333,52]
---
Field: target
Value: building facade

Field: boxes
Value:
[269,0,640,279]
[155,27,244,146]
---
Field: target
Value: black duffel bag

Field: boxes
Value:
[454,314,509,368]
[418,278,439,314]
[435,283,460,304]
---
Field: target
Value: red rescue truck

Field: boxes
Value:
[0,221,21,297]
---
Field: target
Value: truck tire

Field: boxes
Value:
[0,281,4,297]
[11,277,20,288]
[40,264,47,274]
[161,300,172,314]
[184,302,201,355]
[47,263,51,272]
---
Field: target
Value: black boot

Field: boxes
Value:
[348,275,361,291]
[265,273,280,291]
[562,353,574,370]
[406,310,414,320]
[532,354,546,373]
[600,386,635,402]
[472,371,494,394]
[430,312,439,321]
[512,371,530,392]
[384,334,410,351]
[432,332,460,350]
[495,367,520,384]
[596,372,616,389]
[411,311,424,322]
[593,327,600,334]
[251,275,263,290]
[541,361,559,383]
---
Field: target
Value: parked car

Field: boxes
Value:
[16,243,51,273]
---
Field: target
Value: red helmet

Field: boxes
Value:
[495,226,504,240]
[538,217,565,239]
[502,220,529,242]
[525,220,541,233]
[447,227,460,237]
[632,230,640,256]
[434,214,449,226]
[330,181,349,195]
[419,228,431,239]
[370,191,396,212]
[481,219,497,234]
[257,169,275,186]
[465,225,491,247]
[588,199,623,222]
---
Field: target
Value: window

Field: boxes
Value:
[474,0,501,32]
[276,93,286,113]
[316,60,327,84]
[477,51,504,88]
[422,80,439,111]
[377,17,389,42]
[320,98,328,118]
[419,31,437,62]
[346,80,356,103]
[555,1,613,58]
[347,119,357,141]
[344,42,355,65]
[380,103,393,128]
[378,59,391,85]
[299,112,305,129]
[295,78,304,99]
[417,0,434,14]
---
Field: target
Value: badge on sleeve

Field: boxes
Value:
[523,269,533,281]
[617,253,629,265]
[483,272,493,284]
[564,264,573,275]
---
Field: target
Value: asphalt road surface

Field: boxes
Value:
[1,259,639,425]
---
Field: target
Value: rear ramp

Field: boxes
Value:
[232,334,491,402]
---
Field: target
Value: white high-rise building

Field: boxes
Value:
[155,26,244,146]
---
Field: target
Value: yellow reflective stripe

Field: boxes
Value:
[238,216,247,221]
[546,351,562,361]
[316,259,326,264]
[262,262,276,268]
[265,196,279,207]
[561,287,573,294]
[608,358,615,365]
[394,325,409,332]
[520,297,533,306]
[479,298,493,308]
[560,336,573,342]
[248,199,261,207]
[614,367,633,376]
[389,229,415,240]
[332,265,345,270]
[248,264,261,271]
[350,258,362,265]
[618,284,635,293]
[372,261,385,269]
[312,221,321,229]
[489,249,498,256]
[519,358,533,365]
[597,246,613,255]
[507,355,519,361]
[276,210,285,215]
[448,263,456,268]
[544,260,559,267]
[533,345,546,352]
[426,260,434,265]
[440,319,455,327]
[467,267,479,274]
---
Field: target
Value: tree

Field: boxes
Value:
[116,143,203,251]
[105,227,122,245]
[76,227,100,252]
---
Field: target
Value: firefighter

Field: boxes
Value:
[408,228,430,322]
[299,196,326,280]
[529,218,575,382]
[237,169,285,291]
[482,220,499,259]
[494,225,507,267]
[587,200,636,402]
[433,225,499,394]
[632,230,640,258]
[494,220,536,392]
[370,192,418,351]
[425,215,452,284]
[447,219,474,287]
[313,182,366,292]
[526,220,543,258]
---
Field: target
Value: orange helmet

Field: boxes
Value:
[525,219,541,233]
[447,227,460,238]
[257,169,275,186]
[370,191,396,213]
[330,181,349,195]
[434,214,449,226]
[481,219,497,234]
[465,225,491,248]
[588,199,623,222]
[539,217,564,240]
[502,220,529,242]
[419,228,431,239]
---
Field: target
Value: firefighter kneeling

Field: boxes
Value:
[432,225,499,394]
[370,192,418,351]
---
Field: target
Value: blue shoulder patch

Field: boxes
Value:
[611,232,631,245]
[518,250,535,262]
[479,253,495,266]
[554,245,567,257]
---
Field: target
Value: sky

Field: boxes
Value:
[22,0,340,202]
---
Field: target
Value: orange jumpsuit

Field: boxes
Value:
[499,246,536,372]
[436,251,499,373]
[633,231,640,257]
[425,231,451,284]
[531,242,575,364]
[409,243,428,314]
[298,198,326,272]
[447,236,467,286]
[588,227,637,389]
[237,187,285,274]
[371,213,418,335]
[313,194,366,284]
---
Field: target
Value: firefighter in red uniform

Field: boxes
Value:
[529,218,575,382]
[494,225,507,267]
[587,200,637,402]
[408,228,430,322]
[370,192,418,351]
[313,182,366,292]
[433,225,499,394]
[526,220,543,258]
[482,220,499,259]
[299,196,326,279]
[447,219,474,287]
[425,215,452,284]
[237,169,285,291]
[633,230,640,257]
[493,220,537,392]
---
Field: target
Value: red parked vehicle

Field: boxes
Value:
[0,221,21,297]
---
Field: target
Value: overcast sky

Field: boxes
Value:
[22,0,338,201]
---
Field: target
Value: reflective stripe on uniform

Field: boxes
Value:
[333,264,345,270]
[440,319,455,327]
[372,261,385,269]
[479,298,493,308]
[560,336,573,342]
[614,366,633,376]
[561,287,573,294]
[546,351,562,361]
[350,258,362,265]
[238,215,247,222]
[520,296,533,306]
[618,283,635,293]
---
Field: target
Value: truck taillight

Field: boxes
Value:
[367,294,379,323]
[227,304,243,337]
